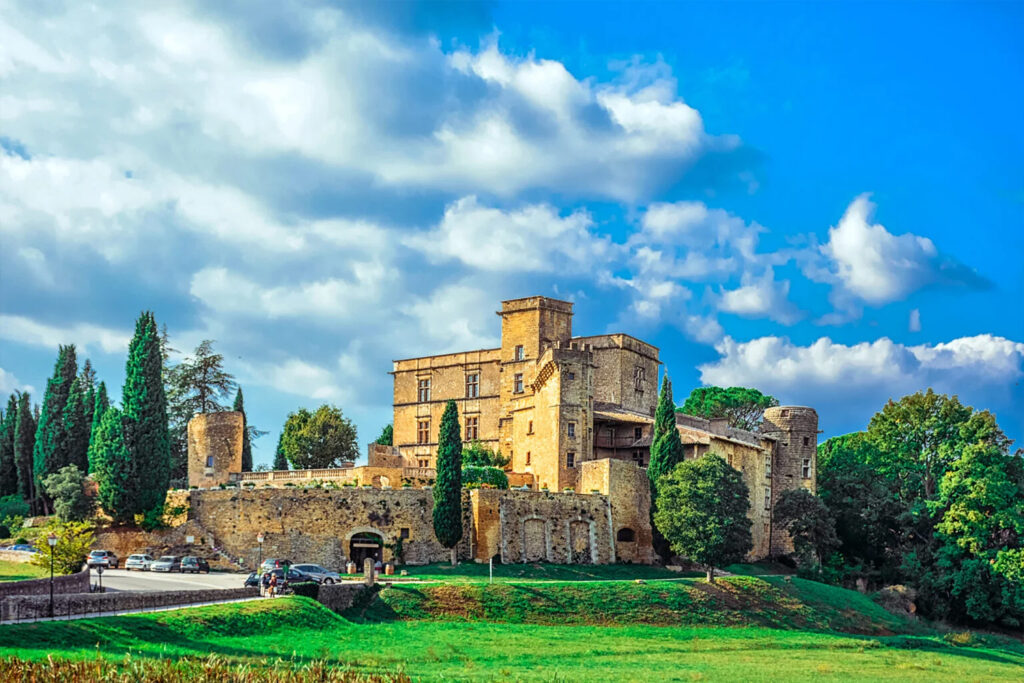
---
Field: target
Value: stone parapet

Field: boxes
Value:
[1,587,257,622]
[0,568,90,600]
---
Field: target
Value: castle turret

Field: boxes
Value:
[187,411,244,488]
[761,406,818,556]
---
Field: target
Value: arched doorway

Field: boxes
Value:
[349,531,384,567]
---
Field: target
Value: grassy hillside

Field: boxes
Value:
[352,575,924,636]
[0,597,1021,681]
[396,561,694,582]
[0,560,47,582]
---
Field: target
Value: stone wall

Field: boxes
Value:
[763,406,819,556]
[0,568,90,600]
[188,412,243,488]
[1,587,257,622]
[0,549,34,564]
[314,583,366,613]
[579,459,655,564]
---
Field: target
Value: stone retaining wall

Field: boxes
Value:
[0,568,90,599]
[1,586,258,621]
[314,583,366,613]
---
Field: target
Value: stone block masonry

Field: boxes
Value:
[1,586,258,622]
[0,568,90,600]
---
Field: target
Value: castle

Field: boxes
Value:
[179,296,817,567]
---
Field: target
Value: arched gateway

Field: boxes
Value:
[346,527,387,567]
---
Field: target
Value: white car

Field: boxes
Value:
[291,563,342,584]
[125,553,155,571]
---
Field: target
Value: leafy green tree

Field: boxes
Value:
[462,441,509,468]
[40,465,94,523]
[14,392,37,504]
[34,344,78,500]
[773,488,840,568]
[648,375,685,560]
[462,465,509,489]
[433,400,463,565]
[0,494,30,538]
[280,405,357,469]
[679,386,779,431]
[90,407,134,523]
[87,381,109,473]
[122,312,171,515]
[30,520,95,575]
[374,424,393,446]
[61,375,90,473]
[272,432,289,470]
[653,454,752,582]
[0,394,18,497]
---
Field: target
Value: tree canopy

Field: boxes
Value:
[679,386,779,431]
[648,375,685,560]
[433,400,463,563]
[40,465,94,523]
[0,394,18,497]
[462,441,509,468]
[280,405,358,469]
[653,454,752,581]
[374,424,393,446]
[773,488,839,568]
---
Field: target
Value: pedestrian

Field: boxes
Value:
[260,570,270,597]
[268,572,278,598]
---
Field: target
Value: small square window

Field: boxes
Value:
[802,458,812,479]
[803,436,810,447]
[206,456,214,468]
[632,450,644,466]
[634,426,643,440]
[513,373,524,394]
[566,451,576,468]
[400,528,410,540]
[566,371,575,380]
[514,345,524,361]
[567,422,576,438]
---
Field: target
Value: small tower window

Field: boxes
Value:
[634,426,643,440]
[527,420,534,434]
[567,422,576,438]
[764,454,771,478]
[802,458,812,479]
[803,436,810,446]
[206,456,214,468]
[764,487,771,510]
[525,452,531,466]
[513,373,524,394]
[566,452,576,468]
[514,345,525,361]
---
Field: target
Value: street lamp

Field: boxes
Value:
[46,532,57,618]
[257,532,264,571]
[97,565,104,593]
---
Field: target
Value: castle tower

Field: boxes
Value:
[187,411,244,488]
[761,406,818,556]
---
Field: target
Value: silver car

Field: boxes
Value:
[125,553,155,571]
[151,555,181,572]
[291,563,341,584]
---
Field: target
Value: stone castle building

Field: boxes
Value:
[181,295,817,566]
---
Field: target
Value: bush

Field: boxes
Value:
[30,520,94,575]
[40,466,95,522]
[0,495,30,538]
[289,581,320,599]
[462,466,509,490]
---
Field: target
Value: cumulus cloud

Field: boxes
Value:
[699,333,1024,431]
[0,367,33,395]
[718,269,802,325]
[0,314,130,355]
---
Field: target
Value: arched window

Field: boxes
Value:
[616,528,636,542]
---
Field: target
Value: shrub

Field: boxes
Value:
[40,466,95,522]
[462,466,509,490]
[30,520,94,575]
[289,581,320,599]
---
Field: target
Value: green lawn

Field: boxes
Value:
[0,559,47,582]
[0,598,1020,681]
[380,561,696,583]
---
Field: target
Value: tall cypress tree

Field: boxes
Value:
[433,400,463,566]
[61,375,90,472]
[90,407,134,523]
[272,432,289,471]
[0,394,18,497]
[122,312,171,515]
[79,360,97,442]
[233,388,252,472]
[87,381,110,474]
[34,345,78,503]
[14,392,37,504]
[648,374,685,561]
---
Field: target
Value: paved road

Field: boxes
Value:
[96,568,248,592]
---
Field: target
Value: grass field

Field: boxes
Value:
[391,561,695,582]
[0,559,46,583]
[1,589,1022,681]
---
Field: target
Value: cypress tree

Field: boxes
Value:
[61,375,90,472]
[34,345,78,502]
[0,394,18,497]
[14,392,37,503]
[87,381,110,473]
[122,312,171,515]
[233,388,252,472]
[433,400,463,565]
[79,360,97,442]
[90,407,135,523]
[648,374,685,561]
[272,433,289,471]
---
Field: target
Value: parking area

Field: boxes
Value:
[95,568,247,593]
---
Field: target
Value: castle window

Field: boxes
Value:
[400,528,410,540]
[465,416,478,441]
[764,454,772,478]
[567,422,576,438]
[781,409,789,417]
[465,373,479,398]
[617,528,636,542]
[632,450,644,466]
[526,452,531,465]
[634,426,643,441]
[566,371,575,380]
[633,366,646,391]
[566,451,576,468]
[802,458,812,479]
[514,345,524,361]
[513,373,524,394]
[206,456,214,468]
[803,436,810,447]
[764,488,771,510]
[527,420,534,434]
[417,420,430,444]
[417,378,431,402]
[727,453,734,467]
[418,459,429,468]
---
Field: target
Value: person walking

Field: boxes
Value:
[268,572,278,598]
[260,570,271,597]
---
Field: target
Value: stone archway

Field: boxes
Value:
[345,526,389,568]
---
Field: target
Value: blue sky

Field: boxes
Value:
[1,1,1021,465]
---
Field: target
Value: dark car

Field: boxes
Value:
[244,572,259,587]
[266,567,317,586]
[181,556,210,574]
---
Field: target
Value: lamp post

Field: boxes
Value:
[97,565,104,593]
[257,532,264,571]
[46,532,57,618]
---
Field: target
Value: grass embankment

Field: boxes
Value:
[353,575,920,635]
[394,561,693,582]
[0,560,47,583]
[0,597,1022,681]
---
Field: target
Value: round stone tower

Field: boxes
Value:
[761,406,819,556]
[187,411,244,488]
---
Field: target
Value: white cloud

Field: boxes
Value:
[909,308,921,332]
[0,367,33,396]
[242,357,346,402]
[718,269,802,325]
[0,315,130,355]
[401,281,501,353]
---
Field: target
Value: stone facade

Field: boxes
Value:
[187,412,244,488]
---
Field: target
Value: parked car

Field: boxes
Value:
[244,572,260,588]
[151,555,182,572]
[87,550,119,569]
[180,556,210,574]
[265,567,317,586]
[125,554,155,571]
[9,544,37,553]
[291,563,341,584]
[259,558,290,574]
